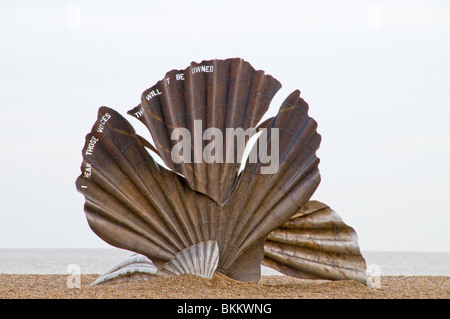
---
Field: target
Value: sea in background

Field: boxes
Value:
[0,249,449,276]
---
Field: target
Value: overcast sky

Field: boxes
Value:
[0,0,449,252]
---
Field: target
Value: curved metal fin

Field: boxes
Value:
[217,90,322,279]
[91,253,158,285]
[262,200,367,284]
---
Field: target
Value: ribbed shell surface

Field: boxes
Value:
[160,240,219,279]
[262,201,367,284]
[128,58,281,205]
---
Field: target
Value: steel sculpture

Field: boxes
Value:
[76,58,367,285]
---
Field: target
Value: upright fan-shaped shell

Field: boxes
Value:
[76,58,366,284]
[128,58,281,205]
[214,89,322,281]
[76,107,220,270]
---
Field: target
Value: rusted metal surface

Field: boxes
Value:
[76,58,367,284]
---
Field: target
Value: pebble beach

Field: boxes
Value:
[1,273,448,299]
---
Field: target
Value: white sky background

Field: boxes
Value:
[0,0,449,251]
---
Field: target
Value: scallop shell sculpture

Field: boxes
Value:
[76,58,367,285]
